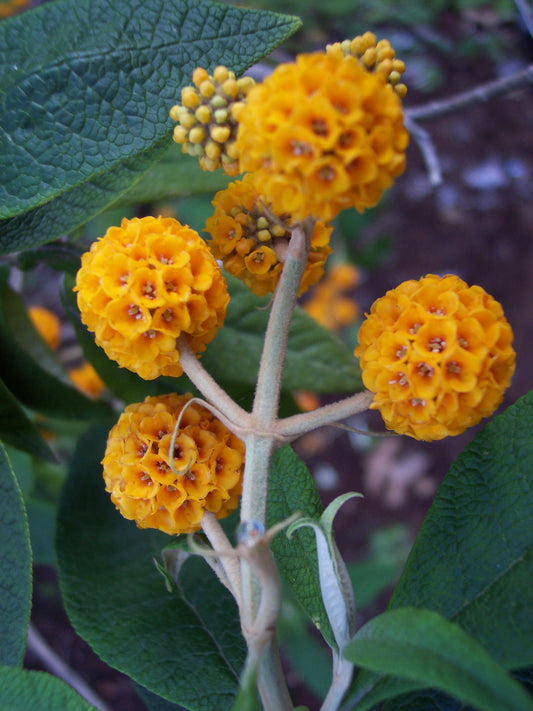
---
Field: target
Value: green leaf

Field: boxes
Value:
[0,276,110,420]
[0,375,56,461]
[267,445,334,647]
[0,444,32,667]
[0,667,98,710]
[135,683,188,711]
[0,0,301,218]
[202,276,362,394]
[117,144,233,207]
[56,425,246,710]
[343,608,533,711]
[15,242,84,276]
[347,389,533,709]
[0,139,169,254]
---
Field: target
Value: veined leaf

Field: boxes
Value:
[0,0,300,235]
[344,608,533,711]
[0,444,32,667]
[346,389,533,709]
[0,667,98,710]
[56,425,246,710]
[267,445,335,647]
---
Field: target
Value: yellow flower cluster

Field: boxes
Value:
[170,66,255,176]
[204,173,333,297]
[326,32,407,98]
[29,306,61,351]
[102,394,244,535]
[75,216,229,380]
[355,274,516,440]
[236,50,408,222]
[304,263,361,330]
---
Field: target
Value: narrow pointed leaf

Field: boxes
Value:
[0,376,56,461]
[0,0,301,221]
[0,444,32,667]
[0,667,98,710]
[344,608,533,711]
[267,445,334,647]
[56,425,245,710]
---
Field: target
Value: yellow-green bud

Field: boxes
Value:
[189,126,206,144]
[195,105,212,124]
[199,80,216,99]
[211,125,231,144]
[257,229,271,242]
[213,65,230,83]
[181,86,201,108]
[173,126,188,143]
[214,108,229,124]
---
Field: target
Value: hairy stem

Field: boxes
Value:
[275,390,375,441]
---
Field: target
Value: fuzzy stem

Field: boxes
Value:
[275,390,375,441]
[252,221,313,423]
[177,335,250,427]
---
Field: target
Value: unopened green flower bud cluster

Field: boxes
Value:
[170,66,255,176]
[327,31,407,98]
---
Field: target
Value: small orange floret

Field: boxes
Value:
[355,274,516,440]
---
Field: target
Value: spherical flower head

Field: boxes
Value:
[75,216,229,380]
[235,51,408,223]
[29,306,61,350]
[102,393,245,535]
[204,173,333,297]
[326,32,407,98]
[170,65,256,176]
[355,274,516,441]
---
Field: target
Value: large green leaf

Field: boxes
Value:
[346,389,533,709]
[0,444,32,667]
[56,425,246,710]
[202,276,362,394]
[0,274,110,420]
[0,138,169,254]
[344,608,533,711]
[117,144,233,207]
[0,667,98,710]
[267,445,334,647]
[0,0,300,220]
